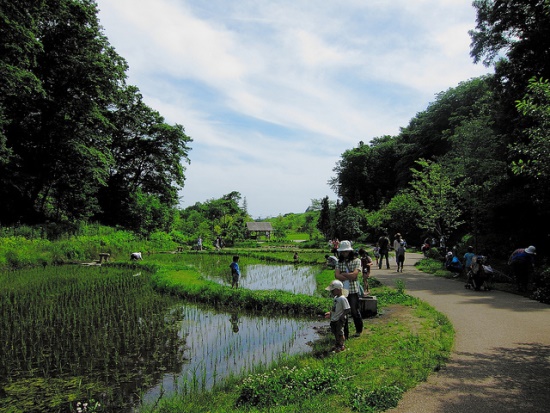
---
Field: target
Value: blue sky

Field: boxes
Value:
[95,0,492,219]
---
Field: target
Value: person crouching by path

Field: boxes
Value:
[230,255,241,288]
[130,252,142,261]
[508,245,536,292]
[358,248,372,296]
[324,280,350,353]
[335,240,364,339]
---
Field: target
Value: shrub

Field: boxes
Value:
[236,366,345,408]
[532,268,550,304]
[351,385,404,412]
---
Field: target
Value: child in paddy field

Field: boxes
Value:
[325,280,350,353]
[229,255,241,288]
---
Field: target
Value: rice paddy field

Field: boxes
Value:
[0,253,328,412]
[0,250,454,413]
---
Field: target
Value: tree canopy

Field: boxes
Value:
[0,0,191,231]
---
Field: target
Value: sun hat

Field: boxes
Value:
[325,280,349,297]
[447,251,453,257]
[337,240,353,252]
[326,280,343,291]
[525,246,536,254]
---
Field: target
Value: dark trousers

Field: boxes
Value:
[510,262,531,291]
[344,293,363,338]
[379,249,390,269]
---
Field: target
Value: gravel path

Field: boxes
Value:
[373,252,550,413]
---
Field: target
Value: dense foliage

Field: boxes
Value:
[0,0,191,232]
[2,1,549,261]
[329,0,550,257]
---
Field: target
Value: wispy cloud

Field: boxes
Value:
[96,0,491,218]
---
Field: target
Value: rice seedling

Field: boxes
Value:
[0,265,185,412]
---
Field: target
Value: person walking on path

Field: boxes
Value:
[381,251,550,413]
[378,233,391,269]
[393,233,406,272]
[508,245,536,292]
[335,240,364,338]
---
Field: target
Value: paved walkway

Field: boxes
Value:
[373,252,550,413]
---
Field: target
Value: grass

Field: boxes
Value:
[135,252,454,413]
[414,257,451,277]
[0,243,454,413]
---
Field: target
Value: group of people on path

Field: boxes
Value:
[424,239,538,292]
[375,232,407,271]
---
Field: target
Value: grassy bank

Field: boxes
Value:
[0,236,454,413]
[135,253,454,413]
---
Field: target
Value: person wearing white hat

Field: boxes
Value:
[335,240,364,339]
[508,245,537,292]
[325,280,350,353]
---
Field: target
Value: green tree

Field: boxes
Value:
[381,192,422,242]
[176,192,249,245]
[514,77,550,180]
[317,196,332,238]
[0,0,128,223]
[98,86,192,230]
[333,205,366,241]
[330,137,400,210]
[469,0,550,132]
[409,159,463,239]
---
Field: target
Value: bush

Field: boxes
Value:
[236,366,345,408]
[532,268,550,304]
[351,385,404,412]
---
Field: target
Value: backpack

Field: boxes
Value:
[378,236,389,250]
[397,242,406,257]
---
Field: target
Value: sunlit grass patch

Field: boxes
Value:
[415,257,450,277]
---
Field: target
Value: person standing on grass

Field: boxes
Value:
[335,240,364,339]
[359,248,373,295]
[324,280,350,353]
[230,255,241,288]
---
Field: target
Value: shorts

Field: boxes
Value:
[232,272,239,283]
[397,254,405,263]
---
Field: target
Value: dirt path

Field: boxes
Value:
[373,252,550,413]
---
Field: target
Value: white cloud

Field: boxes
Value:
[96,0,491,217]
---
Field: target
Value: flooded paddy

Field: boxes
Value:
[142,305,322,403]
[0,257,325,412]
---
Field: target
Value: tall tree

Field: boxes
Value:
[317,196,332,238]
[330,136,400,210]
[98,86,192,229]
[0,0,128,223]
[409,159,463,239]
[469,0,550,130]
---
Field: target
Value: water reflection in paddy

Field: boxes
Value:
[142,304,323,402]
[206,264,318,295]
